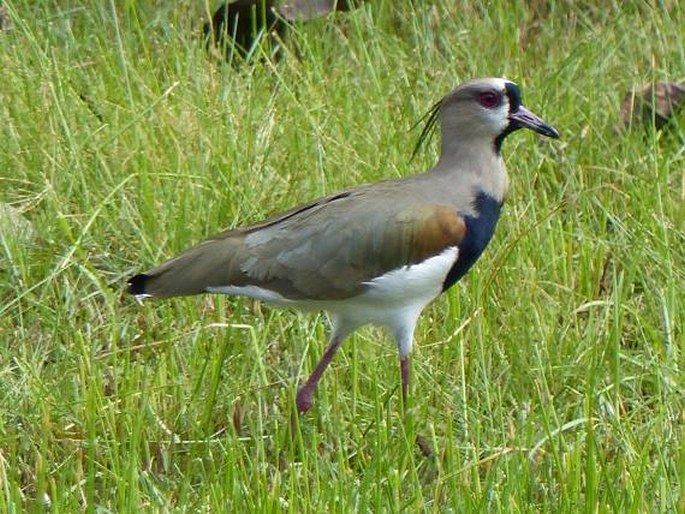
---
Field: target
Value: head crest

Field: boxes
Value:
[410,99,442,161]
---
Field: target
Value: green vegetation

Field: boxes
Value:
[0,1,683,511]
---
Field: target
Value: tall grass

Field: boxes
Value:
[0,1,683,511]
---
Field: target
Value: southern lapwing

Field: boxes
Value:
[128,78,559,414]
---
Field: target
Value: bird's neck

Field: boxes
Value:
[433,138,509,202]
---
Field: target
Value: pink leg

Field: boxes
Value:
[400,355,410,405]
[296,334,343,413]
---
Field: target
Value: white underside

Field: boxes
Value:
[207,246,459,356]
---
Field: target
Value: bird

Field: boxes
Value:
[127,77,559,415]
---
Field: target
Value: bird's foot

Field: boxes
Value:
[289,387,314,440]
[416,434,434,458]
[295,385,314,413]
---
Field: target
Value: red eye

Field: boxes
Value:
[478,91,501,109]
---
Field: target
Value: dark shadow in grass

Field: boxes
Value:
[201,0,368,64]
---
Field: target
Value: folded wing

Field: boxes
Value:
[129,188,467,301]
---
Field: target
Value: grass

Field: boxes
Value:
[0,0,683,511]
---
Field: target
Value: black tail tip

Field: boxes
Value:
[127,274,149,296]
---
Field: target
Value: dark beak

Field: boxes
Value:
[509,106,560,138]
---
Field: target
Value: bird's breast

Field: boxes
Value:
[442,191,503,290]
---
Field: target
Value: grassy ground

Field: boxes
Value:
[1,0,683,511]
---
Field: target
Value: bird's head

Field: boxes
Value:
[414,78,559,159]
